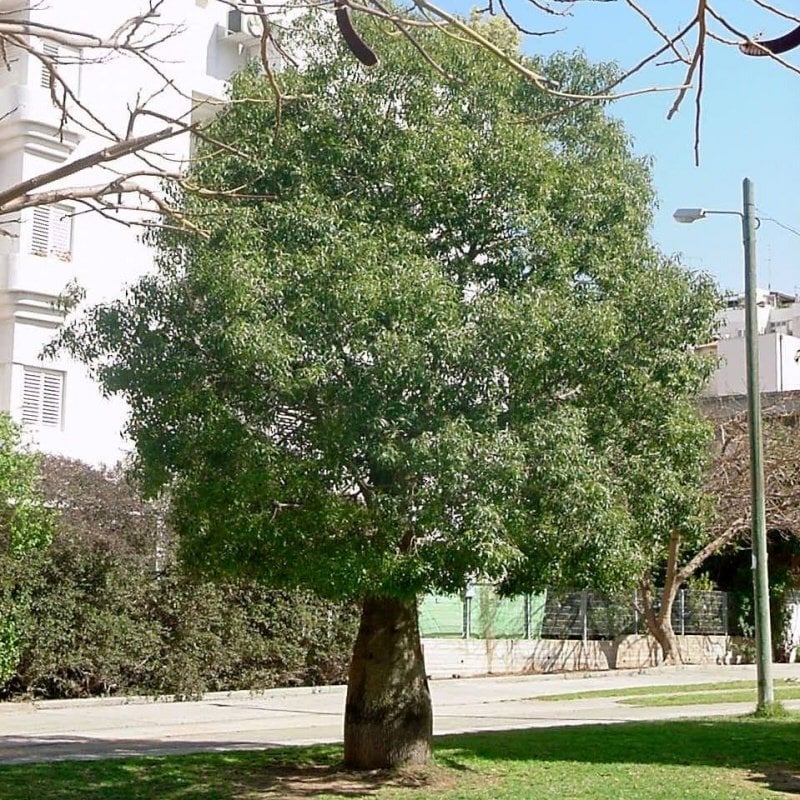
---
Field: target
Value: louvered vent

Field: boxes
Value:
[21,367,64,429]
[29,205,72,260]
[30,207,50,256]
[50,207,72,259]
[40,42,58,89]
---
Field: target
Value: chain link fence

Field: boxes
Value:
[419,586,729,640]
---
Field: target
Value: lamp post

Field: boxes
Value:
[674,177,775,712]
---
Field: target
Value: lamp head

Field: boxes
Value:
[673,207,707,224]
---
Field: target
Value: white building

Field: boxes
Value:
[702,289,800,397]
[0,1,264,464]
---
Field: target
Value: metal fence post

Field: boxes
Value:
[722,592,729,636]
[680,589,686,636]
[633,588,639,634]
[463,584,474,639]
[580,590,588,645]
[524,594,531,639]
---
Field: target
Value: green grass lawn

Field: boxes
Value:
[529,679,800,708]
[1,716,799,800]
[531,679,797,703]
[622,685,800,707]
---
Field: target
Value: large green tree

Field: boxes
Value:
[58,17,717,767]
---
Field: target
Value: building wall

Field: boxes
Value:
[704,292,800,398]
[710,333,800,396]
[0,0,258,464]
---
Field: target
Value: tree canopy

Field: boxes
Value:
[57,18,719,766]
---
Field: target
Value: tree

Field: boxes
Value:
[3,0,797,223]
[0,1,278,232]
[0,415,53,684]
[0,1,184,221]
[57,17,717,768]
[633,399,717,664]
[635,400,800,665]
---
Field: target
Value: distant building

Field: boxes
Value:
[0,1,265,464]
[701,289,800,397]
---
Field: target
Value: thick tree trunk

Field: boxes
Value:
[343,595,432,769]
[640,578,683,665]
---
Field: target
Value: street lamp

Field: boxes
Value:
[674,178,775,713]
[673,208,707,224]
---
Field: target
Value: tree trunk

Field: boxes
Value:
[343,595,432,769]
[640,578,683,665]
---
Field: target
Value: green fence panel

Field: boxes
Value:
[419,593,464,637]
[470,585,526,639]
[529,590,547,638]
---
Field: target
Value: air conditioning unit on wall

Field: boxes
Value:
[223,8,263,43]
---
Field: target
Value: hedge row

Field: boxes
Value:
[1,456,358,699]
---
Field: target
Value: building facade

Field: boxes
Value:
[0,0,262,464]
[702,289,800,398]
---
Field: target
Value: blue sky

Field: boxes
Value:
[451,1,800,294]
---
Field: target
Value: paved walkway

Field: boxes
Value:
[1,663,799,764]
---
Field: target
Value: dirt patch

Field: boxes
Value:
[737,767,800,797]
[233,763,461,798]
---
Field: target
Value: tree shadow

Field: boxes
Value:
[1,718,799,798]
[0,737,451,799]
[751,768,800,796]
[436,718,800,797]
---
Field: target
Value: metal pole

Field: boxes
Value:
[742,177,775,710]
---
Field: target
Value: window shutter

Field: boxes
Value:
[30,205,72,259]
[50,206,72,260]
[41,372,63,427]
[31,207,50,256]
[21,369,43,425]
[40,42,58,89]
[39,42,81,96]
[21,367,64,429]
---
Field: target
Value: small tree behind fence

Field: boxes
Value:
[419,587,728,641]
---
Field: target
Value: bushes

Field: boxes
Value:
[0,415,54,686]
[2,456,357,699]
[9,550,358,698]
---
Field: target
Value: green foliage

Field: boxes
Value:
[10,548,357,698]
[751,700,789,719]
[3,457,357,699]
[0,415,53,684]
[56,16,718,602]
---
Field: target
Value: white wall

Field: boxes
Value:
[0,0,258,464]
[710,333,800,396]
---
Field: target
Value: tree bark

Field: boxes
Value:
[343,595,432,769]
[640,578,682,665]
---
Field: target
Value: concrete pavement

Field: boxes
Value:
[1,663,799,764]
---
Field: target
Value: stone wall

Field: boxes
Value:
[422,634,733,678]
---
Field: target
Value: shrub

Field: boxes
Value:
[2,457,357,699]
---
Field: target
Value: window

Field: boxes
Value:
[30,204,73,260]
[769,321,789,335]
[21,367,65,429]
[38,41,81,96]
[39,42,58,89]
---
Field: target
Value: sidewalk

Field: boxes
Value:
[1,663,798,765]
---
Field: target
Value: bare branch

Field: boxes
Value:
[0,128,178,213]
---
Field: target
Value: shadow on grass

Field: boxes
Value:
[0,741,450,800]
[750,768,800,796]
[1,719,799,799]
[436,718,800,797]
